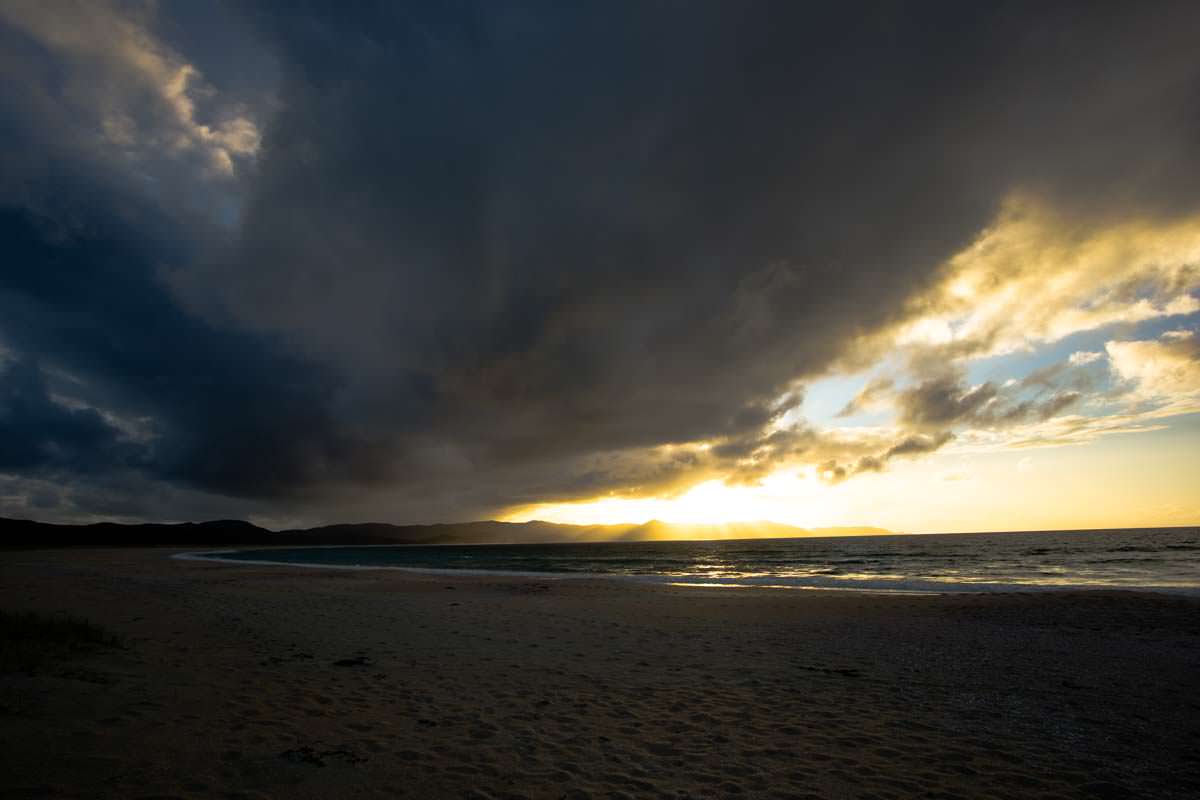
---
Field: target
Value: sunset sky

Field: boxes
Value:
[1,1,1197,533]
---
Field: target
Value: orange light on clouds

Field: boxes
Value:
[501,427,1200,534]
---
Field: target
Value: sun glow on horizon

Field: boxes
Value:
[501,472,845,528]
[500,422,1200,533]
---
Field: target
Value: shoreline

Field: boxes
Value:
[3,547,1199,798]
[173,548,945,592]
[173,544,1200,597]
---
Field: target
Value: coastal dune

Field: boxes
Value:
[2,548,1198,799]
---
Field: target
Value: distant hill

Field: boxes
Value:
[0,516,893,548]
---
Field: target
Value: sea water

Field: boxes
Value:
[185,526,1200,594]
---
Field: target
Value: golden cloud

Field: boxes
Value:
[1107,331,1200,402]
[839,196,1200,371]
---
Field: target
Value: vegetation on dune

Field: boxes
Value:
[0,609,122,674]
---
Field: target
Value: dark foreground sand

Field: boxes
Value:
[1,549,1198,799]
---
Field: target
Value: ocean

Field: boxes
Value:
[186,526,1200,594]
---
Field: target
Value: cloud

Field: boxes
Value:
[1069,351,1105,366]
[888,369,1084,432]
[808,428,956,485]
[896,376,999,429]
[1107,330,1200,402]
[950,405,1182,454]
[178,5,1200,507]
[745,426,957,487]
[0,200,394,501]
[886,431,956,460]
[809,190,1200,480]
[840,200,1200,375]
[0,0,260,178]
[836,377,895,418]
[857,328,1197,461]
[3,2,1200,522]
[0,358,135,472]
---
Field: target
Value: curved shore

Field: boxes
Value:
[174,542,1200,596]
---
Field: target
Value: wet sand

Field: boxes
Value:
[1,548,1198,799]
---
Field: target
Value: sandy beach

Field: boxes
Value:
[2,548,1198,799]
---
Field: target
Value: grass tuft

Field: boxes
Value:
[0,610,122,674]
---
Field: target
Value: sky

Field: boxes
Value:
[0,1,1198,533]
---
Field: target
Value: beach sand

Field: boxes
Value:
[1,548,1198,799]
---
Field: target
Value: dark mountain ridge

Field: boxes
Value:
[0,517,893,549]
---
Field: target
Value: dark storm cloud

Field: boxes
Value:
[4,1,1200,521]
[0,358,129,472]
[0,201,390,498]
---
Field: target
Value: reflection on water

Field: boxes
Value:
[195,527,1200,594]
